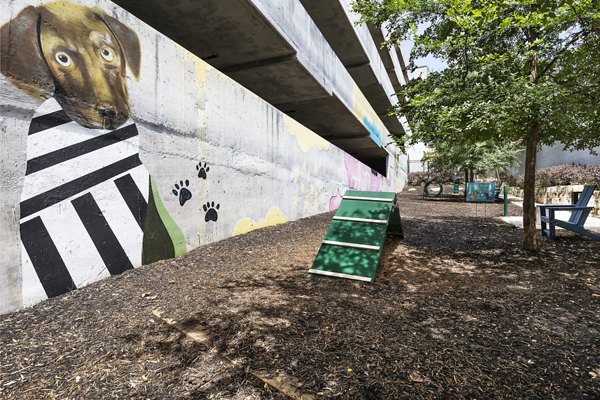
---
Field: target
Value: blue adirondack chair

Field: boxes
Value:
[538,185,600,240]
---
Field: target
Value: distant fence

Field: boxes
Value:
[407,159,428,173]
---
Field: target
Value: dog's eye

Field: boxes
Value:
[55,52,72,67]
[100,47,114,62]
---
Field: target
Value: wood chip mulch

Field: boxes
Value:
[1,188,599,399]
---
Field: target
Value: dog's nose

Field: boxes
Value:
[100,108,117,119]
[96,102,128,129]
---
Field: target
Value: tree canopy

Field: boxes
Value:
[422,139,522,176]
[354,0,600,250]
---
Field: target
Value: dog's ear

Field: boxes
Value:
[99,13,141,80]
[0,6,54,98]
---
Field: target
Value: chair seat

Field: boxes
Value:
[537,185,599,241]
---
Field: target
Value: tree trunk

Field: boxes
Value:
[522,126,539,251]
[523,24,540,251]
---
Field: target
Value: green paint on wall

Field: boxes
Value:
[142,178,187,264]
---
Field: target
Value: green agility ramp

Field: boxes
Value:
[308,190,403,282]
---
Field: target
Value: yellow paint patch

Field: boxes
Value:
[233,207,289,236]
[283,115,330,153]
[194,60,213,89]
[352,85,379,125]
[351,85,389,144]
[292,160,321,212]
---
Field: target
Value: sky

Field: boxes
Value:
[397,24,447,79]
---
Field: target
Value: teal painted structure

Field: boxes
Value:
[309,190,403,282]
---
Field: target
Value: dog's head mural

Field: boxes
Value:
[0,1,141,129]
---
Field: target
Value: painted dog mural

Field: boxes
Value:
[0,0,404,314]
[1,1,139,128]
[1,1,189,302]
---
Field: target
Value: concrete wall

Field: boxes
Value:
[0,0,406,314]
[512,143,600,175]
[406,142,429,173]
[508,185,600,216]
[250,0,398,149]
[338,0,399,106]
[536,144,600,169]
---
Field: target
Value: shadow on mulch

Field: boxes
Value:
[170,192,599,399]
[0,189,598,399]
[419,190,468,202]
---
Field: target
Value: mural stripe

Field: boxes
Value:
[128,165,150,202]
[26,124,139,175]
[39,201,111,287]
[20,154,143,219]
[33,98,63,116]
[91,179,144,268]
[71,193,134,275]
[114,173,148,230]
[21,249,50,307]
[21,135,139,200]
[26,120,134,160]
[28,110,71,135]
[20,217,76,298]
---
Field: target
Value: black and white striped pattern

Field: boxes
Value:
[20,99,149,306]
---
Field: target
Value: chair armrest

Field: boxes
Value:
[542,206,594,211]
[537,204,575,209]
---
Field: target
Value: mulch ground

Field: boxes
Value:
[1,188,599,399]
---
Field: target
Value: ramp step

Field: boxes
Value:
[332,216,387,224]
[308,190,403,282]
[335,199,394,221]
[343,195,394,202]
[326,220,388,246]
[307,269,372,282]
[310,245,381,280]
[322,240,380,251]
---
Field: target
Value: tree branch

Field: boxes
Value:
[548,74,571,85]
[536,29,588,82]
[567,3,587,28]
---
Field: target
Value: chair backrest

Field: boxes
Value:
[569,185,597,224]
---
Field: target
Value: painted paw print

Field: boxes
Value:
[203,201,220,222]
[196,162,210,179]
[172,180,192,206]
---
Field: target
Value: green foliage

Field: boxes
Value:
[504,164,600,189]
[354,0,600,149]
[407,170,457,186]
[354,0,600,249]
[421,139,522,174]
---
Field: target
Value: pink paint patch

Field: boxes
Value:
[344,153,381,191]
[329,189,343,211]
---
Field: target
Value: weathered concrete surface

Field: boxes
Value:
[0,0,406,313]
[0,80,40,313]
[512,143,600,176]
[111,0,400,174]
[369,24,410,89]
[300,0,406,135]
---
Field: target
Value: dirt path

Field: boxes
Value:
[1,190,598,399]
